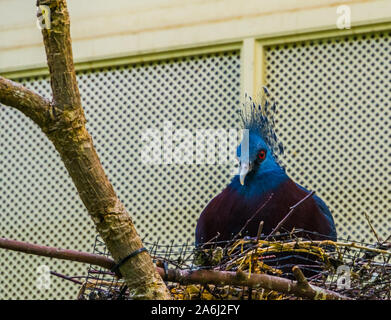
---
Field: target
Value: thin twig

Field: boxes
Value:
[50,271,84,285]
[364,212,382,243]
[226,193,273,248]
[256,221,264,242]
[265,191,315,240]
[200,232,221,248]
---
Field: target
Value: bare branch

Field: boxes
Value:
[0,237,114,271]
[364,212,382,243]
[226,193,273,248]
[38,0,82,112]
[265,191,315,240]
[163,268,350,300]
[0,76,51,126]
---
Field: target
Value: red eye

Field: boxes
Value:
[258,150,266,161]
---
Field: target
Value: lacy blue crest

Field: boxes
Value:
[240,87,284,164]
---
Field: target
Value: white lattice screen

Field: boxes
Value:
[265,30,390,243]
[0,51,242,299]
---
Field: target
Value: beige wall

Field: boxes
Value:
[1,0,390,76]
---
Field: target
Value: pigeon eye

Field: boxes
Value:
[258,150,266,161]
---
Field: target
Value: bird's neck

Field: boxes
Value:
[230,166,288,198]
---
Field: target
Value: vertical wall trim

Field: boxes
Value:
[240,38,265,101]
[254,41,265,95]
[241,38,255,100]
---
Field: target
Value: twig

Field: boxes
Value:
[200,232,221,248]
[160,268,350,300]
[237,238,391,256]
[220,192,315,268]
[383,234,391,244]
[50,271,83,285]
[84,279,123,287]
[0,237,115,271]
[292,266,308,286]
[364,212,382,243]
[256,221,264,242]
[226,194,273,248]
[0,76,52,125]
[265,191,315,240]
[77,282,87,299]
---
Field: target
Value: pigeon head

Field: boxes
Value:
[237,88,285,186]
[236,132,280,185]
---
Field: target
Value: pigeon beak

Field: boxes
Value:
[239,162,251,185]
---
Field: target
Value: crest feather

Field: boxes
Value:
[240,87,284,162]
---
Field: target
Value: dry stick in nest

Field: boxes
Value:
[361,213,391,290]
[263,239,391,256]
[232,193,274,242]
[0,237,350,300]
[364,212,382,244]
[221,194,273,252]
[220,192,316,269]
[201,232,222,247]
[256,221,264,242]
[164,267,350,300]
[362,212,391,255]
[265,191,315,241]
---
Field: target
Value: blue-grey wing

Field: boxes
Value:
[296,184,337,241]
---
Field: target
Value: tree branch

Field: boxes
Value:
[163,268,350,300]
[0,237,114,271]
[38,0,82,112]
[0,76,52,126]
[0,237,350,300]
[0,0,171,299]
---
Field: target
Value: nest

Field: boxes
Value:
[76,230,391,300]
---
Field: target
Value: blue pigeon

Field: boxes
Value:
[195,89,337,245]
